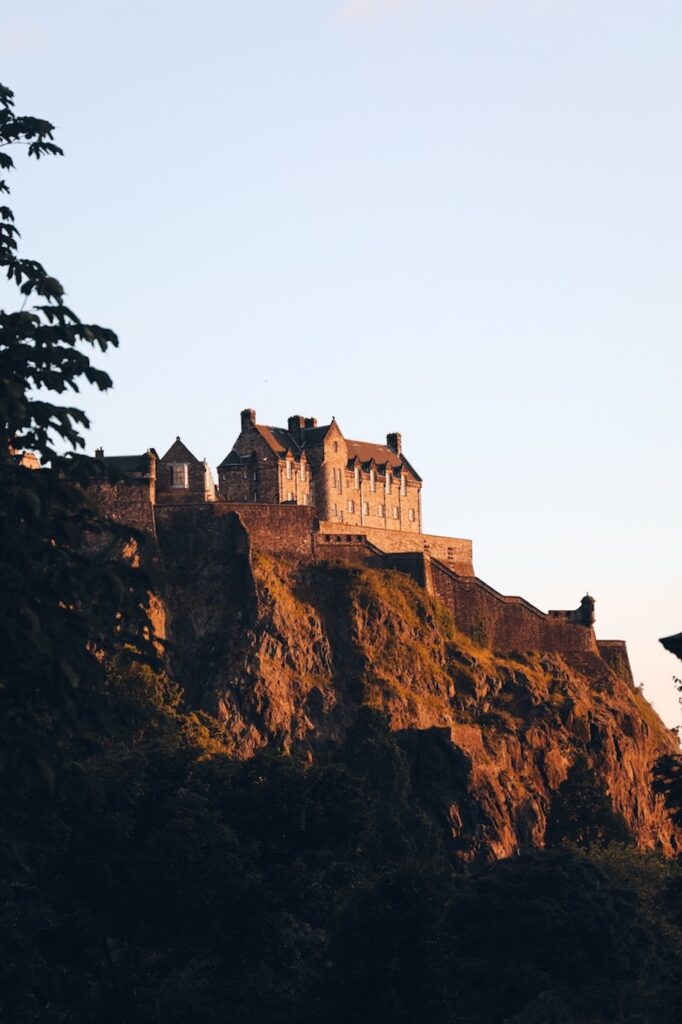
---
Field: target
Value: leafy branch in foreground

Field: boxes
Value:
[0,83,155,819]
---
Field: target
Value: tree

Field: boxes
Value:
[0,84,153,827]
[545,756,632,849]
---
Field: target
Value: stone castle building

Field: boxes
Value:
[218,409,422,533]
[90,406,634,675]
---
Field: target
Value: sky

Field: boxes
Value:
[2,0,682,725]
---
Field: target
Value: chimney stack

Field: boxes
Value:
[288,415,305,442]
[304,417,318,429]
[241,408,256,429]
[95,446,104,459]
[386,432,402,456]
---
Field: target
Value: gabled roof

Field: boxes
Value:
[103,454,150,474]
[345,440,422,481]
[254,422,333,456]
[159,437,202,464]
[218,450,254,469]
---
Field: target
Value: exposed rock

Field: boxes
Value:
[151,513,680,861]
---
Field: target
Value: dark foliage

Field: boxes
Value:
[0,84,154,835]
[2,665,681,1024]
[545,755,632,849]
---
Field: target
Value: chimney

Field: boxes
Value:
[304,417,318,429]
[241,408,256,429]
[386,432,402,455]
[95,446,104,459]
[288,414,305,442]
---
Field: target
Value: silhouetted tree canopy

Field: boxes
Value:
[0,84,153,839]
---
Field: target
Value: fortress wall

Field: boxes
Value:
[207,502,318,559]
[597,640,635,687]
[430,561,598,655]
[90,479,157,536]
[318,522,474,576]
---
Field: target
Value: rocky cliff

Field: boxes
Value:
[149,512,679,861]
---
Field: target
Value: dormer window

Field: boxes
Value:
[285,460,292,480]
[385,473,392,494]
[354,467,360,489]
[401,474,407,496]
[169,463,189,489]
[370,469,376,492]
[300,464,306,482]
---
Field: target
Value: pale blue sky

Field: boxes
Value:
[3,0,682,724]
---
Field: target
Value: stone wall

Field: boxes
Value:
[318,522,474,576]
[597,640,635,687]
[155,502,319,560]
[310,534,599,657]
[89,479,157,535]
[430,560,598,655]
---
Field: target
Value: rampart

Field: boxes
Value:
[89,479,157,536]
[429,558,599,655]
[597,640,635,687]
[317,522,473,575]
[155,502,319,560]
[90,488,624,665]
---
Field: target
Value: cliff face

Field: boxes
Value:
[153,513,680,861]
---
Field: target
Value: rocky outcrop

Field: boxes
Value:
[153,512,680,861]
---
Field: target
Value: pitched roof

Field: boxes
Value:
[345,440,422,481]
[218,450,249,469]
[159,438,202,464]
[254,422,332,456]
[223,418,421,480]
[103,454,150,474]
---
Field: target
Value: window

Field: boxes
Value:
[369,469,376,492]
[333,441,339,452]
[169,463,189,489]
[333,467,343,492]
[354,467,360,489]
[392,506,400,520]
[401,475,407,496]
[286,461,292,480]
[378,504,385,518]
[408,508,415,522]
[347,500,355,514]
[362,501,369,516]
[302,494,308,505]
[286,491,294,502]
[385,473,392,494]
[300,464,306,482]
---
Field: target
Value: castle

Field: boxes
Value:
[92,408,634,679]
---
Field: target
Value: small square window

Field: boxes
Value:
[408,508,415,522]
[362,501,369,516]
[347,500,355,514]
[378,504,385,518]
[392,506,400,520]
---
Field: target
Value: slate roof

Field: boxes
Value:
[103,454,150,474]
[254,423,332,455]
[219,419,421,480]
